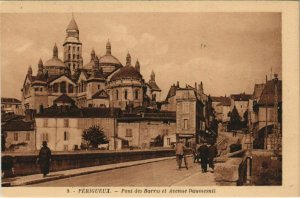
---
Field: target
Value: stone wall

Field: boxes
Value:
[2,149,175,177]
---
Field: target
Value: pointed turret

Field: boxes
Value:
[37,58,44,78]
[126,52,131,66]
[150,70,155,81]
[106,40,111,55]
[53,43,58,58]
[27,65,32,76]
[93,55,99,70]
[135,59,140,72]
[66,15,79,33]
[91,48,95,60]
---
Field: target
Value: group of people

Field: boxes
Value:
[175,140,218,173]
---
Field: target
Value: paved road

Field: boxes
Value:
[31,157,216,187]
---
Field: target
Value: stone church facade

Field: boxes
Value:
[21,16,161,112]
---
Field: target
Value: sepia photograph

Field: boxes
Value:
[0,1,299,197]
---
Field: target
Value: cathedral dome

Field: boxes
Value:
[44,57,66,68]
[44,44,66,68]
[99,40,122,67]
[99,54,122,66]
[110,52,142,82]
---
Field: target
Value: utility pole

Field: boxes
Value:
[273,74,279,151]
[265,75,268,150]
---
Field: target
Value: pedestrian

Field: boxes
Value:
[191,142,199,163]
[37,141,52,177]
[175,140,188,170]
[198,142,209,173]
[208,142,218,172]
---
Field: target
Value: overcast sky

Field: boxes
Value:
[1,13,281,100]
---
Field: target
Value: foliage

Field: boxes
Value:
[151,135,164,147]
[82,125,108,149]
[228,106,242,130]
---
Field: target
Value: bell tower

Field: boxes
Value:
[63,14,82,75]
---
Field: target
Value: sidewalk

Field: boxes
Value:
[2,156,175,187]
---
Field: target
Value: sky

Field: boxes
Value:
[1,13,281,100]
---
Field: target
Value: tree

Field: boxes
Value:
[229,106,242,130]
[82,126,108,149]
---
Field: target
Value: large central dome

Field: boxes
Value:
[44,44,66,68]
[110,52,142,82]
[99,54,122,66]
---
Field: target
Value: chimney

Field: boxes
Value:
[177,81,179,88]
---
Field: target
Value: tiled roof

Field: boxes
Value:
[1,98,21,104]
[92,90,109,99]
[253,83,265,101]
[2,120,34,131]
[36,106,121,118]
[230,93,252,101]
[53,94,75,104]
[258,79,282,105]
[166,85,177,100]
[67,17,79,31]
[110,66,143,81]
[212,96,231,106]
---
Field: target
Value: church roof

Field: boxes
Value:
[44,57,66,68]
[66,17,79,31]
[147,80,161,91]
[110,66,143,82]
[258,78,282,106]
[92,90,109,99]
[53,94,75,104]
[99,54,122,66]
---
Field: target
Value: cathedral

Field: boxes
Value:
[21,16,162,112]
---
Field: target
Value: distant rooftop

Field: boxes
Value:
[1,97,21,104]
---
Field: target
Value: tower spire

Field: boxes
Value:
[135,59,140,72]
[53,43,58,58]
[91,48,95,60]
[151,70,155,81]
[106,39,111,55]
[126,52,131,66]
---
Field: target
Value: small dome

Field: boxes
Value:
[110,66,143,82]
[99,54,122,66]
[44,57,66,67]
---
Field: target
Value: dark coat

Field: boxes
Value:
[198,144,209,159]
[38,146,52,174]
[208,145,218,159]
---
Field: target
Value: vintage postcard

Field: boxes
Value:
[0,1,299,197]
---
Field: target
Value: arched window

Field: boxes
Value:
[124,90,128,100]
[68,54,71,59]
[68,84,73,93]
[53,83,59,93]
[77,55,79,59]
[81,81,84,92]
[78,83,81,93]
[73,54,75,59]
[77,47,80,51]
[64,131,69,141]
[60,81,66,93]
[116,90,119,100]
[135,90,139,100]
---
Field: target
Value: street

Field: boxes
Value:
[30,157,216,187]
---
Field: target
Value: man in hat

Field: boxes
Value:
[37,141,52,177]
[198,141,209,172]
[208,142,218,172]
[175,140,188,170]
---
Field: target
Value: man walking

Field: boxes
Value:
[208,142,218,172]
[198,142,209,172]
[175,140,188,170]
[37,141,52,177]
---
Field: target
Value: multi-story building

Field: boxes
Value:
[35,105,121,151]
[1,98,23,115]
[230,93,252,121]
[211,96,231,123]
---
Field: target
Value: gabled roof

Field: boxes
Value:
[92,90,109,99]
[165,85,178,100]
[47,73,76,84]
[53,94,75,104]
[253,83,265,101]
[212,96,231,106]
[2,120,34,131]
[1,98,21,104]
[258,79,282,105]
